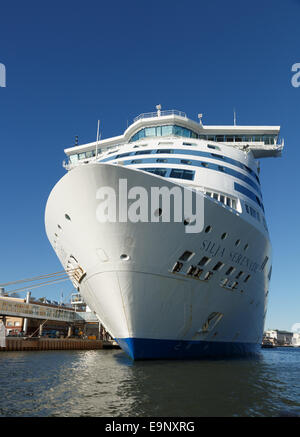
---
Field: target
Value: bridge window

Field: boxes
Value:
[130,125,200,142]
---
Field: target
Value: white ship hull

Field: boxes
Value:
[45,163,271,359]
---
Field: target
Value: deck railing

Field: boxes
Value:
[133,110,187,123]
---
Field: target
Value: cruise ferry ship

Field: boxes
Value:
[45,107,283,359]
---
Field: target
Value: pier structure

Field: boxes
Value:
[0,294,119,351]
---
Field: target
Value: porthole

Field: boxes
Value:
[57,224,62,230]
[221,232,227,240]
[65,214,71,221]
[120,254,130,261]
[235,239,241,247]
[205,225,212,233]
[244,244,249,251]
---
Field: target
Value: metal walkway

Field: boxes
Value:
[0,297,98,323]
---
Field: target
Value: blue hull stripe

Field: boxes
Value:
[115,337,260,360]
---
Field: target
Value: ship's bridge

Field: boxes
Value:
[63,108,283,169]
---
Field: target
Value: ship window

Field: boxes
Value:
[69,154,79,164]
[204,271,213,281]
[179,251,194,262]
[157,149,172,154]
[244,244,249,251]
[261,256,269,270]
[213,261,224,271]
[226,267,235,275]
[161,125,173,136]
[244,274,251,283]
[205,225,212,233]
[218,166,225,172]
[131,159,143,164]
[140,168,168,177]
[207,144,220,150]
[172,262,183,273]
[226,136,234,142]
[226,198,231,207]
[201,162,208,168]
[221,232,227,240]
[206,192,212,197]
[235,136,242,142]
[65,214,71,221]
[170,169,183,179]
[187,265,197,276]
[85,150,96,158]
[268,266,272,281]
[156,158,168,163]
[194,268,203,278]
[232,282,238,289]
[144,127,156,137]
[181,159,192,165]
[220,195,225,204]
[213,193,219,200]
[183,142,197,146]
[236,271,244,279]
[235,239,241,247]
[216,136,224,142]
[198,256,210,267]
[154,169,167,177]
[117,152,132,158]
[135,150,150,155]
[169,169,195,180]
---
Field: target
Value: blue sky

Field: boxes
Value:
[0,0,299,330]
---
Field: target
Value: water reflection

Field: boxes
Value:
[0,348,299,417]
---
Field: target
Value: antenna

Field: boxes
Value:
[198,113,203,127]
[156,104,162,116]
[74,135,78,146]
[95,120,100,157]
[233,108,237,126]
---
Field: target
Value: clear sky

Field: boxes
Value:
[0,0,299,330]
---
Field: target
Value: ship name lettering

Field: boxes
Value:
[201,240,225,257]
[229,251,259,272]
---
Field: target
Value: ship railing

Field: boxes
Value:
[133,110,187,123]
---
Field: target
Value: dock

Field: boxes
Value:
[0,337,120,352]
